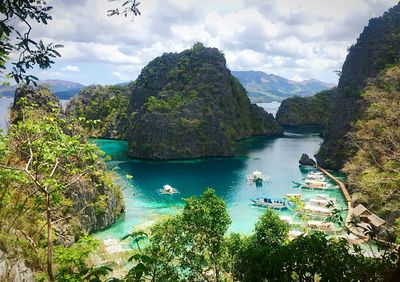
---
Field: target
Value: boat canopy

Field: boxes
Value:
[252,171,262,177]
[163,185,173,191]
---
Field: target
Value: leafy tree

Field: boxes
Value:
[54,236,115,282]
[0,95,119,281]
[228,209,289,281]
[123,188,231,281]
[344,65,400,240]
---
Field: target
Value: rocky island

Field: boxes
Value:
[126,43,283,159]
[275,89,334,128]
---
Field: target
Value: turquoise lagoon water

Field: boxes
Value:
[93,132,347,240]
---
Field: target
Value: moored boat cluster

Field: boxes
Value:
[250,169,344,235]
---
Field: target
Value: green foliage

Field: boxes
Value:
[66,85,130,139]
[144,91,197,113]
[54,236,101,281]
[117,190,398,281]
[344,65,400,239]
[192,42,205,51]
[276,89,334,127]
[0,92,123,280]
[123,188,231,281]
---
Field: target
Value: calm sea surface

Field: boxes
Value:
[93,132,346,240]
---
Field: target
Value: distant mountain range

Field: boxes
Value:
[0,79,85,100]
[232,71,336,102]
[0,73,335,103]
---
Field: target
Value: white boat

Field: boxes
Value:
[306,220,334,230]
[247,171,271,183]
[301,179,329,190]
[304,171,326,181]
[307,194,337,207]
[251,197,290,210]
[279,215,294,223]
[157,184,179,195]
[288,230,304,238]
[304,204,333,216]
[306,221,342,234]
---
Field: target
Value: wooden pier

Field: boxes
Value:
[317,166,353,228]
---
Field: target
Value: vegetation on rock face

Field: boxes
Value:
[0,87,124,280]
[127,43,283,159]
[344,65,400,235]
[275,88,334,128]
[316,3,400,170]
[65,84,131,139]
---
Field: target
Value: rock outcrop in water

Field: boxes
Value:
[316,3,400,169]
[127,43,283,159]
[276,89,334,128]
[299,154,316,166]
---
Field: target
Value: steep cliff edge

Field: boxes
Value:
[316,3,400,169]
[343,65,400,227]
[275,89,334,127]
[127,44,283,159]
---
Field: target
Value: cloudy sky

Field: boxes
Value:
[18,0,400,85]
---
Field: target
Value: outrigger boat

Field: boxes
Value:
[304,204,333,216]
[292,181,302,187]
[157,184,179,195]
[300,179,329,190]
[306,221,342,234]
[247,171,271,183]
[251,197,291,210]
[307,194,337,207]
[304,171,326,181]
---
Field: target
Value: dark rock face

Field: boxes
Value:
[127,44,283,159]
[299,154,316,166]
[316,3,400,170]
[11,85,61,123]
[276,89,334,127]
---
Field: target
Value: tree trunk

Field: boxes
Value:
[46,193,55,282]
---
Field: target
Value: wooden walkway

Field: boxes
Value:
[317,166,353,228]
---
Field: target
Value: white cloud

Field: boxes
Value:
[61,65,80,72]
[22,0,400,84]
